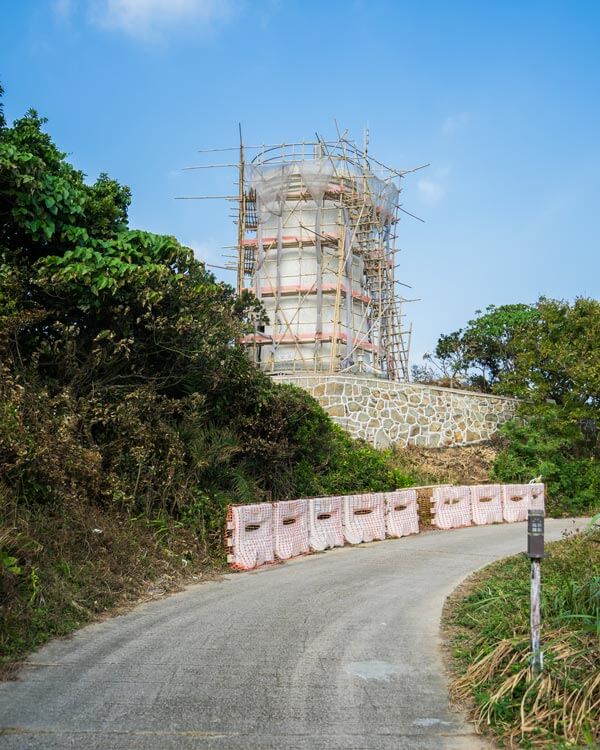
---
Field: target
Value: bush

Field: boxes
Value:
[492,408,600,516]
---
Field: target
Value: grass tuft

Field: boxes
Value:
[444,523,600,749]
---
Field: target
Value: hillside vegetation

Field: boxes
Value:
[415,300,600,517]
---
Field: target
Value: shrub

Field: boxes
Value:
[493,409,600,516]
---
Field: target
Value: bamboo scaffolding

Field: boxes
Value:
[179,131,417,381]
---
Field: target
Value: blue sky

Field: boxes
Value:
[2,1,599,364]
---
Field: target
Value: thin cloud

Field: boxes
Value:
[441,112,470,135]
[53,0,74,17]
[87,0,235,40]
[417,178,446,206]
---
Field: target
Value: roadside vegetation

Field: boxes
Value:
[444,521,600,749]
[414,300,600,517]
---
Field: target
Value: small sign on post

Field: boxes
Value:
[527,509,545,677]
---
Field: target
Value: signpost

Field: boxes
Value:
[527,509,545,677]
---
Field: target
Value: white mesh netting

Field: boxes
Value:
[502,484,531,522]
[470,484,504,526]
[248,163,292,221]
[308,496,344,552]
[529,482,546,511]
[299,158,335,203]
[226,503,274,570]
[431,486,472,529]
[342,493,386,544]
[273,499,309,560]
[248,160,396,219]
[384,489,419,538]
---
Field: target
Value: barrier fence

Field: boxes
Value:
[226,483,545,571]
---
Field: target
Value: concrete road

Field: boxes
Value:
[0,518,586,750]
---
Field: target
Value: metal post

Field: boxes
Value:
[530,557,542,676]
[527,508,545,677]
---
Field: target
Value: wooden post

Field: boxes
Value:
[530,557,543,676]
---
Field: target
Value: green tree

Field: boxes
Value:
[496,297,600,412]
[492,297,600,514]
[419,304,539,391]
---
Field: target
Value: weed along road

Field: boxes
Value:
[0,519,585,750]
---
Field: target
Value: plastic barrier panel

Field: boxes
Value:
[308,496,344,552]
[226,503,274,570]
[529,482,546,512]
[470,484,504,526]
[273,499,309,560]
[384,490,419,538]
[502,483,545,522]
[431,486,472,530]
[502,484,531,522]
[342,494,386,544]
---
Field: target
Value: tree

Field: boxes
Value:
[496,297,600,413]
[420,304,539,392]
[0,92,268,514]
[423,297,600,513]
[492,297,600,513]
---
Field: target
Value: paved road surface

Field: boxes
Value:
[0,518,586,749]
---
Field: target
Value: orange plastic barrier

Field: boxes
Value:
[470,484,503,526]
[273,499,309,560]
[342,493,386,544]
[308,496,344,551]
[226,503,274,570]
[431,486,472,529]
[384,489,419,538]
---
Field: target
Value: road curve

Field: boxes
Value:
[0,518,586,750]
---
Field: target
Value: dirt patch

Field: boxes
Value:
[395,443,499,486]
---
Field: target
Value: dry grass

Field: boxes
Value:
[0,497,223,677]
[394,442,499,486]
[443,525,600,749]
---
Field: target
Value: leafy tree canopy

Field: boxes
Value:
[418,296,600,513]
[417,303,539,392]
[0,102,262,398]
[496,297,600,415]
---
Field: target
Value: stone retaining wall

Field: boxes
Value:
[273,374,518,448]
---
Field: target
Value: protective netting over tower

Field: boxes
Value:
[237,138,412,381]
